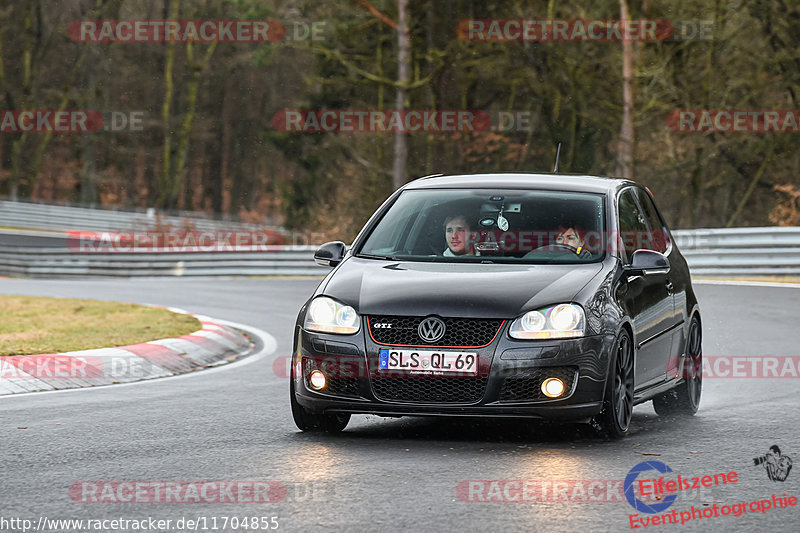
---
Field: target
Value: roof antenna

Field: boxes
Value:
[553,142,562,173]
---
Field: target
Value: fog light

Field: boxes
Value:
[309,370,327,390]
[541,378,565,398]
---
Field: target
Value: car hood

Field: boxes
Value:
[319,257,605,318]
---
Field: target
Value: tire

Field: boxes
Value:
[594,329,634,439]
[653,317,702,416]
[290,379,351,433]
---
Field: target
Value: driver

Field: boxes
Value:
[555,222,591,258]
[444,215,475,256]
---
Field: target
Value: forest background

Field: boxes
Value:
[1,0,798,241]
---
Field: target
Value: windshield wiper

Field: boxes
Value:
[357,253,397,261]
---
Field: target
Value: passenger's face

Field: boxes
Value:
[556,228,583,249]
[446,217,469,254]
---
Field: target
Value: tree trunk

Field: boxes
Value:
[392,0,410,190]
[8,1,37,199]
[616,0,634,179]
[171,39,217,207]
[424,0,435,175]
[159,0,179,208]
[80,49,98,205]
[0,14,7,196]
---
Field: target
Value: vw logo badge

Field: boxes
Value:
[418,316,446,343]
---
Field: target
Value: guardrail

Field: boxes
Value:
[0,227,798,278]
[0,246,326,277]
[0,199,271,232]
[673,227,800,276]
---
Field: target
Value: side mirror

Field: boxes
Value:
[314,241,347,267]
[627,250,670,276]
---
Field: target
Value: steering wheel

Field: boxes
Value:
[424,242,443,256]
[533,243,581,254]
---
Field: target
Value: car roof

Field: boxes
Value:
[404,172,634,194]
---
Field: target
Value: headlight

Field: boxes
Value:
[304,296,360,334]
[509,304,585,339]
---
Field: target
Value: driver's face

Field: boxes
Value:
[446,217,469,254]
[556,228,583,248]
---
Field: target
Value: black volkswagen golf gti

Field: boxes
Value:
[290,173,702,438]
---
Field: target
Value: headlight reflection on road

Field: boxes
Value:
[283,443,343,484]
[513,450,587,480]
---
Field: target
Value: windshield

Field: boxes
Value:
[358,189,606,264]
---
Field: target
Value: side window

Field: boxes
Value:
[617,189,649,262]
[634,188,669,253]
[362,202,420,254]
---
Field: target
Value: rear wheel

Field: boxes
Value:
[594,329,634,439]
[290,379,350,433]
[653,317,702,416]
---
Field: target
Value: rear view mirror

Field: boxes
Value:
[314,241,347,267]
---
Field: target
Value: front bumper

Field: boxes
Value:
[292,325,614,421]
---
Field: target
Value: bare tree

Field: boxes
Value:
[616,0,634,179]
[392,0,410,190]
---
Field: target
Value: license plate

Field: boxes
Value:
[379,348,478,374]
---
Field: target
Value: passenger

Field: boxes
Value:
[443,215,475,256]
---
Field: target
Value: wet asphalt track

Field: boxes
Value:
[1,278,799,532]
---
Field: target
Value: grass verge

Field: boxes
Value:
[0,295,201,356]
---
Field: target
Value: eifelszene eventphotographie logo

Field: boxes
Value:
[624,461,678,514]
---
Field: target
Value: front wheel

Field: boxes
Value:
[290,380,350,433]
[653,317,702,416]
[594,329,634,439]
